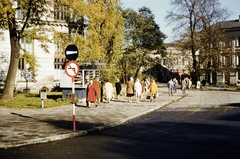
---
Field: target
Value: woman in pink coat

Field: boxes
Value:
[86,79,98,108]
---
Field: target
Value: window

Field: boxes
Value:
[54,1,68,21]
[224,56,231,66]
[18,37,35,81]
[20,37,33,54]
[238,56,240,66]
[212,56,219,66]
[18,58,25,70]
[17,9,23,18]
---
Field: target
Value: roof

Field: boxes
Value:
[219,19,240,29]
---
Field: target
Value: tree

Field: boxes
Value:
[20,52,39,92]
[122,7,166,81]
[57,0,124,81]
[0,0,53,100]
[165,0,231,83]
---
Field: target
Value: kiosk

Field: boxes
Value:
[60,62,106,101]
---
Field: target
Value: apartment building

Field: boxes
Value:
[200,17,240,85]
[161,17,240,85]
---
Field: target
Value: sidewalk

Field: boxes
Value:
[0,87,183,148]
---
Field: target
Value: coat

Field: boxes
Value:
[126,80,134,94]
[149,81,158,97]
[134,80,142,97]
[104,82,113,99]
[115,82,122,95]
[93,80,101,98]
[86,83,98,102]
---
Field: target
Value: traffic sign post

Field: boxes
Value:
[65,44,79,131]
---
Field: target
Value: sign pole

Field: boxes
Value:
[65,44,79,132]
[72,77,76,131]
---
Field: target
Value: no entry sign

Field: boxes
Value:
[65,44,78,61]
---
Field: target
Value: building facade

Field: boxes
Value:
[161,17,240,85]
[160,45,192,82]
[200,17,240,85]
[0,2,70,93]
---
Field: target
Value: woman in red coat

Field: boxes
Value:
[86,79,98,108]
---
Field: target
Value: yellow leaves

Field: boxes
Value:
[22,52,39,72]
[67,0,124,64]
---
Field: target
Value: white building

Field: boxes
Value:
[0,2,70,93]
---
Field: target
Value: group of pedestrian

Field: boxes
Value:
[181,77,192,94]
[167,76,193,95]
[86,77,115,108]
[86,76,160,107]
[87,75,206,107]
[167,77,179,96]
[87,75,214,107]
[126,77,158,103]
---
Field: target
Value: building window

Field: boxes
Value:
[18,57,25,70]
[18,37,35,81]
[17,9,23,18]
[54,1,68,21]
[223,56,231,66]
[20,37,33,54]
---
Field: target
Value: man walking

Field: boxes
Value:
[181,77,187,94]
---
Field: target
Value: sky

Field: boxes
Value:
[120,0,240,43]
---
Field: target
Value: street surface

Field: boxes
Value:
[1,90,240,159]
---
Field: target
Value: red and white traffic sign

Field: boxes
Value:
[65,61,80,78]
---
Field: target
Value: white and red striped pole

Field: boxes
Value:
[72,77,76,131]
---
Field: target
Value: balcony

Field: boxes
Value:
[235,46,240,53]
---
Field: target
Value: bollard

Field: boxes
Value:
[40,89,47,108]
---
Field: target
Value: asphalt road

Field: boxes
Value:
[1,90,240,159]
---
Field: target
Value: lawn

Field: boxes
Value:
[0,92,72,109]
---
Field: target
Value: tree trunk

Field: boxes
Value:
[1,36,20,100]
[134,67,140,79]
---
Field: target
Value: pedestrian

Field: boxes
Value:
[196,80,201,90]
[126,77,135,103]
[149,79,158,102]
[86,79,98,108]
[173,77,178,93]
[100,80,104,102]
[188,78,192,90]
[145,78,150,92]
[93,77,102,104]
[141,80,146,98]
[181,77,187,94]
[167,78,174,96]
[134,79,142,103]
[115,78,122,99]
[104,79,113,103]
